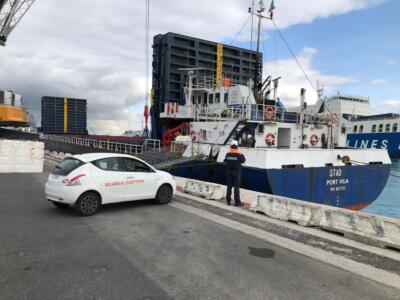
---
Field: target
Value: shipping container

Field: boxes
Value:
[151,32,262,139]
[41,96,87,134]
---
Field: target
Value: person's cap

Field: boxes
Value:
[248,135,252,138]
[231,140,238,147]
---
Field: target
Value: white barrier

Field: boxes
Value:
[252,194,323,226]
[174,176,400,249]
[0,140,44,173]
[181,179,223,200]
[320,208,400,249]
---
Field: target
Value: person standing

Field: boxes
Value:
[224,140,246,206]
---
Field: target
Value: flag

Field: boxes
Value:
[268,0,276,19]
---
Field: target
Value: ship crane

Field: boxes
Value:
[0,0,35,46]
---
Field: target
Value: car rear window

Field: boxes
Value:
[52,158,84,176]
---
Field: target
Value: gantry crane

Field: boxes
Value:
[0,0,35,46]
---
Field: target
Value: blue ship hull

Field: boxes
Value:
[347,132,400,158]
[169,160,390,210]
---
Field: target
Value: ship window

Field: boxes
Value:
[353,125,357,133]
[359,125,363,133]
[325,163,333,167]
[224,92,228,103]
[341,126,346,134]
[257,124,264,134]
[208,93,214,104]
[191,96,195,104]
[378,124,383,132]
[197,95,202,105]
[393,123,398,132]
[215,93,220,103]
[372,124,376,133]
[385,124,391,132]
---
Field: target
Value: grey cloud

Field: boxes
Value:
[1,0,384,134]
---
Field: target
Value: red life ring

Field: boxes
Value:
[263,106,276,120]
[310,134,319,146]
[265,133,276,146]
[190,130,196,141]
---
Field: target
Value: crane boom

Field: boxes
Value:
[0,0,35,46]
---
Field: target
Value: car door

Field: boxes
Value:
[121,157,157,201]
[91,157,126,204]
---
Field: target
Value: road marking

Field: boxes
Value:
[170,201,400,290]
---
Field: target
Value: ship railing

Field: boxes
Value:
[248,104,333,125]
[192,75,248,89]
[170,140,191,155]
[171,140,221,158]
[143,139,161,151]
[41,134,144,155]
[195,105,248,121]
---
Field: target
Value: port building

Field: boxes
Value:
[151,32,261,139]
[41,96,87,134]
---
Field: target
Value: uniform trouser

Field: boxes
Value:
[226,170,241,204]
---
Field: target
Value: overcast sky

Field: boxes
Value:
[1,0,398,135]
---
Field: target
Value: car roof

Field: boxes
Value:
[71,153,146,164]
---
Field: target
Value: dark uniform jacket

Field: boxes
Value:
[224,148,246,171]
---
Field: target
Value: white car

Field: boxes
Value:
[45,153,176,216]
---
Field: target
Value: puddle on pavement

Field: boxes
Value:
[248,247,275,259]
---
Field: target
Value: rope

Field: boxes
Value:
[271,19,317,93]
[349,159,400,180]
[229,13,252,46]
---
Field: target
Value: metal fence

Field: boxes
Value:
[42,134,161,155]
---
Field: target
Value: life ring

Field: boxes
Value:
[190,130,196,141]
[331,113,339,124]
[310,134,319,146]
[265,133,276,146]
[263,106,276,120]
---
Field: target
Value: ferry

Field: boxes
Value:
[290,93,400,158]
[162,71,390,210]
[346,113,400,158]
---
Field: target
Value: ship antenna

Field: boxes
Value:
[249,0,275,103]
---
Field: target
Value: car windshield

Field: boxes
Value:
[52,158,84,176]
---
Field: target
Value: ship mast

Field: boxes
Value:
[249,0,274,102]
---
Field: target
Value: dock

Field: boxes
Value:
[1,158,399,299]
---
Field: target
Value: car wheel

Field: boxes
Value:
[75,192,101,216]
[155,184,173,204]
[51,201,69,208]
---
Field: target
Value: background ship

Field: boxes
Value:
[291,93,400,158]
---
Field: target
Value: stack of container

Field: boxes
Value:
[0,90,22,107]
[41,96,87,134]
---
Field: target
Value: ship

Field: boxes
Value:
[161,70,390,210]
[289,92,400,158]
[152,0,392,210]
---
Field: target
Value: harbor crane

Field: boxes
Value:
[0,0,35,46]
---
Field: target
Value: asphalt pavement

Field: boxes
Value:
[0,163,399,300]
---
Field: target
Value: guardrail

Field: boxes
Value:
[42,134,146,155]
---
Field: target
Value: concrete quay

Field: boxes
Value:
[0,160,399,299]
